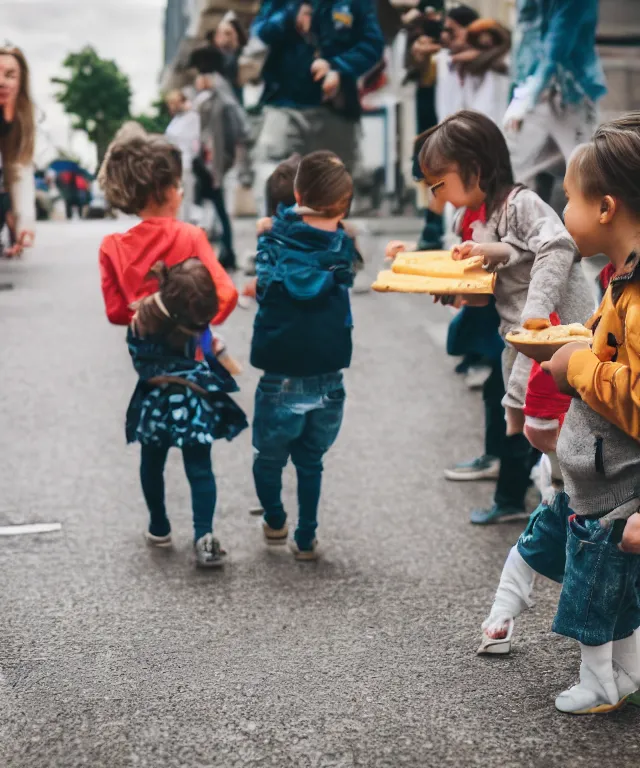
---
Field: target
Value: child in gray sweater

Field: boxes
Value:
[417,109,593,524]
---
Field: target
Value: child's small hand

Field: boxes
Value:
[451,241,475,261]
[385,240,407,261]
[433,294,462,308]
[620,512,640,554]
[322,70,341,99]
[541,341,591,397]
[256,216,273,235]
[311,59,330,81]
[459,241,512,265]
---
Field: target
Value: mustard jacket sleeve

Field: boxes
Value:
[567,303,640,440]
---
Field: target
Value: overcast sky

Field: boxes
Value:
[2,0,166,169]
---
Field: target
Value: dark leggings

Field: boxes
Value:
[483,358,540,509]
[199,184,234,257]
[140,443,216,542]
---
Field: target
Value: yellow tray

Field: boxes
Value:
[372,270,495,295]
[392,251,485,278]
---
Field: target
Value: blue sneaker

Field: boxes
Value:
[470,504,529,525]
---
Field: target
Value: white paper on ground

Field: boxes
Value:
[0,523,62,536]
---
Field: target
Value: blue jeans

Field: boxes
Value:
[517,494,572,584]
[140,443,217,541]
[553,515,640,646]
[252,373,345,550]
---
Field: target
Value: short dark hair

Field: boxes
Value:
[294,150,353,218]
[418,110,514,217]
[133,259,218,350]
[446,4,479,28]
[265,154,301,215]
[101,136,182,214]
[569,112,640,216]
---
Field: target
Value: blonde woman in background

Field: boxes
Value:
[0,46,36,257]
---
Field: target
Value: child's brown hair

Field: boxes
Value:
[570,112,640,215]
[265,153,301,216]
[133,259,218,351]
[417,110,515,218]
[294,150,353,218]
[100,136,182,214]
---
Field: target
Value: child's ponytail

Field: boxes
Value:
[131,259,218,350]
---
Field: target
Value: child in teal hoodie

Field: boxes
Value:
[250,151,357,560]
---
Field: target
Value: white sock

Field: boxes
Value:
[613,630,640,686]
[579,642,618,705]
[483,546,536,629]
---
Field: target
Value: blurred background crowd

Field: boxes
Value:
[1,0,639,264]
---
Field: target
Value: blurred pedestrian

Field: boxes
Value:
[208,12,248,104]
[251,0,384,212]
[408,4,482,251]
[504,0,606,202]
[0,46,35,258]
[165,90,201,223]
[192,72,251,270]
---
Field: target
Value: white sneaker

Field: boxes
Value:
[194,533,226,568]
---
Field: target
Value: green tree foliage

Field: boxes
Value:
[52,47,131,163]
[133,99,171,135]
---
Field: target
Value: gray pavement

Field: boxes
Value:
[1,220,637,768]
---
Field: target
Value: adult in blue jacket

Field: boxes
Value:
[251,0,384,180]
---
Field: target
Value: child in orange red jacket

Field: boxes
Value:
[98,136,237,327]
[98,135,244,568]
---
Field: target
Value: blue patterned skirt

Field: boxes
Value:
[125,332,248,448]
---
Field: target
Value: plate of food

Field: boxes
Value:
[506,322,592,363]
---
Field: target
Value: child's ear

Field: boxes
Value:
[294,189,302,205]
[600,195,616,224]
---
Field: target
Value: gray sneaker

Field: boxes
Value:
[444,455,500,481]
[194,534,226,568]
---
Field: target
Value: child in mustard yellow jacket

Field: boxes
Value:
[479,113,640,715]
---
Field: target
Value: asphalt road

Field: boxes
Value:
[1,220,637,768]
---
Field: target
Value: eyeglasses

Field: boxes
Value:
[429,179,445,195]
